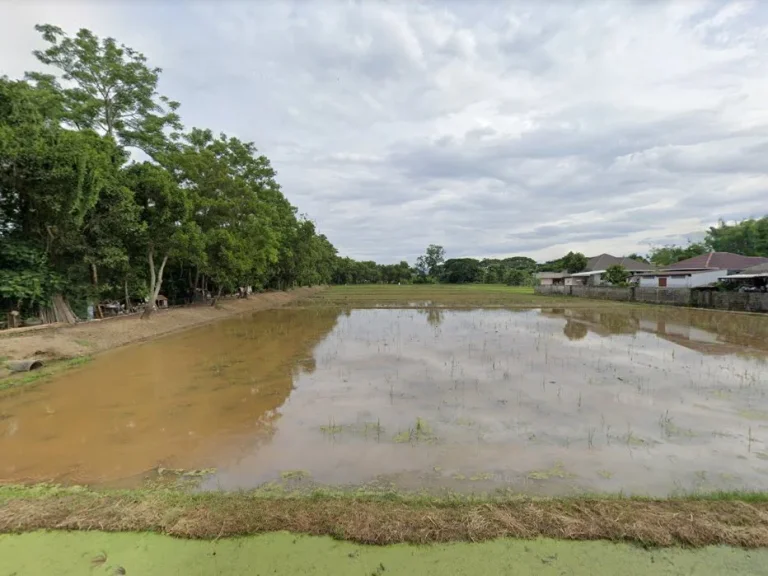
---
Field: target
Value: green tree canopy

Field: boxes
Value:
[415,244,446,277]
[648,243,707,266]
[28,24,181,157]
[604,265,630,286]
[706,218,768,257]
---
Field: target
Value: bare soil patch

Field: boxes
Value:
[0,288,322,368]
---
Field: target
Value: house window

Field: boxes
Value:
[658,277,668,287]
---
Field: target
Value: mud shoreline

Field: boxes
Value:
[0,287,322,378]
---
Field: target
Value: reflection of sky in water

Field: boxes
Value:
[211,307,768,496]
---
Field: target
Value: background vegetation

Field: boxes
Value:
[3,24,767,321]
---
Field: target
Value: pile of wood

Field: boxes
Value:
[39,294,77,325]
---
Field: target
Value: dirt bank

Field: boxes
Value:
[0,288,322,367]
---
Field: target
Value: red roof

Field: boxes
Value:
[664,252,768,271]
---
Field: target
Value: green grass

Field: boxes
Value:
[2,483,767,507]
[0,356,92,392]
[298,284,576,309]
[297,284,657,311]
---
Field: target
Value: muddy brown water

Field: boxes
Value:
[2,305,768,496]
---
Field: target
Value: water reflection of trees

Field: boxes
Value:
[417,307,444,328]
[542,306,768,358]
[563,320,588,340]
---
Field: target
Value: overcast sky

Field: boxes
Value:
[2,1,767,263]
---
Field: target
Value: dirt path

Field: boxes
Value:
[0,288,322,366]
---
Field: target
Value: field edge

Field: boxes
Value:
[2,485,768,548]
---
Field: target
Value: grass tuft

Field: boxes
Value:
[0,356,92,393]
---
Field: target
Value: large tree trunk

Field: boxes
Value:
[124,278,131,313]
[211,285,223,307]
[141,250,169,320]
[189,268,200,303]
[91,263,103,319]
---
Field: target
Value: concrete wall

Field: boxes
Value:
[535,285,768,313]
[635,287,691,306]
[571,285,632,301]
[539,285,569,295]
[638,270,724,288]
[691,291,768,313]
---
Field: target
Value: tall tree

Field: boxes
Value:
[28,24,181,157]
[563,252,588,273]
[169,129,282,296]
[122,162,196,318]
[416,244,445,277]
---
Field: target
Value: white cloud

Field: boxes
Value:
[2,0,767,263]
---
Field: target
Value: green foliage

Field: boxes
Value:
[564,252,588,273]
[1,24,343,319]
[28,24,181,157]
[648,243,707,266]
[539,251,588,274]
[416,244,445,277]
[625,253,649,264]
[604,265,630,286]
[706,218,768,257]
[441,258,481,284]
[505,268,534,287]
[0,240,60,311]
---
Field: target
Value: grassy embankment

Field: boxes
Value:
[2,483,768,548]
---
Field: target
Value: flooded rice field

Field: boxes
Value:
[2,303,768,496]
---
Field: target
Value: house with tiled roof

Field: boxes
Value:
[637,252,768,288]
[536,254,655,286]
[565,254,655,286]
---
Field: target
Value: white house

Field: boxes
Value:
[538,254,654,287]
[637,252,768,288]
[535,272,567,286]
[638,269,724,288]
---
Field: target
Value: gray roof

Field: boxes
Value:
[664,252,768,271]
[741,262,768,274]
[535,272,567,279]
[585,254,655,272]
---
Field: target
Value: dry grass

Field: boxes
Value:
[2,489,768,548]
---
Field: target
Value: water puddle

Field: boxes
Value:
[2,305,768,496]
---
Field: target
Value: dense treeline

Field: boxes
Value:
[645,217,768,266]
[1,24,337,321]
